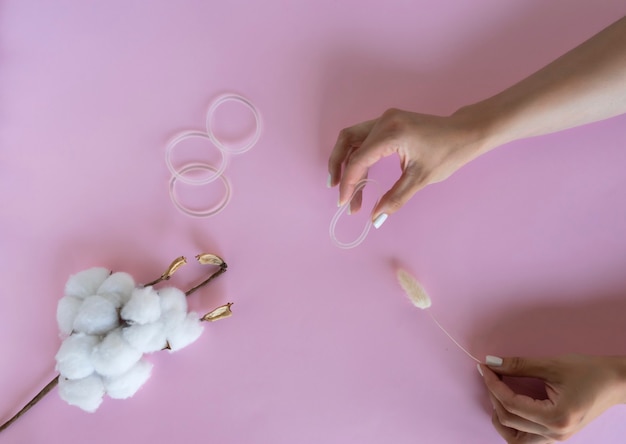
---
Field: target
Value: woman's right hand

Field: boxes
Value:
[327,107,488,226]
[328,16,626,227]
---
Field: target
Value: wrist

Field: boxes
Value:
[450,100,510,159]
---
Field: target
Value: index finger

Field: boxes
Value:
[328,120,374,189]
[482,365,555,426]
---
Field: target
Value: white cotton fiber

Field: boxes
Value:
[122,322,167,353]
[121,286,161,325]
[158,287,187,335]
[58,374,105,413]
[104,359,153,399]
[64,267,111,299]
[56,296,83,336]
[55,333,100,380]
[73,295,119,335]
[91,328,142,377]
[166,312,204,352]
[160,309,186,339]
[97,272,135,307]
[159,287,187,314]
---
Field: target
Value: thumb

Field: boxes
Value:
[486,355,555,380]
[373,163,427,219]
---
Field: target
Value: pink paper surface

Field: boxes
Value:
[1,1,626,443]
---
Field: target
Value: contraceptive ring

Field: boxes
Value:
[165,131,228,185]
[206,94,262,155]
[329,179,382,249]
[169,163,232,218]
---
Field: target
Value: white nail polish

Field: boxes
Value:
[372,213,388,229]
[477,363,484,376]
[486,355,503,367]
[327,174,332,188]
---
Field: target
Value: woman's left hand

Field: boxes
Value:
[478,354,626,443]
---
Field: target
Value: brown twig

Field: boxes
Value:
[144,256,188,287]
[143,276,166,287]
[185,262,227,296]
[0,375,59,433]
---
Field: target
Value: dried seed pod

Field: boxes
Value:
[162,256,187,279]
[195,253,225,266]
[201,303,233,322]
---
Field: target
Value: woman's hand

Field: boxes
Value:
[478,354,626,443]
[327,17,626,227]
[327,108,486,226]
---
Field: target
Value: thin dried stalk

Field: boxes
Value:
[396,268,480,363]
[185,262,227,296]
[144,256,188,287]
[0,375,59,433]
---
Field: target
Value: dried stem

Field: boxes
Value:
[185,262,227,296]
[0,375,59,433]
[144,276,166,287]
[144,256,188,287]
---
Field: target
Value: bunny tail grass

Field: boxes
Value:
[397,268,431,309]
[396,268,480,363]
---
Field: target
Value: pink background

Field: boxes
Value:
[1,1,626,443]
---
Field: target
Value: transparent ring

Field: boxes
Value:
[165,131,228,185]
[329,179,381,249]
[206,94,262,155]
[169,163,232,218]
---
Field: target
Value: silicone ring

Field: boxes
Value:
[329,179,381,249]
[169,163,232,218]
[165,131,228,185]
[206,94,262,155]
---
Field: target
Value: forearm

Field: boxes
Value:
[456,15,626,155]
[607,355,626,405]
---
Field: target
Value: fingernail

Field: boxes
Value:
[486,355,503,367]
[373,213,388,229]
[327,174,332,188]
[476,363,483,377]
[337,198,342,208]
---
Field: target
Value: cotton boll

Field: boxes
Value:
[65,267,111,299]
[160,308,186,339]
[167,312,204,352]
[58,374,105,413]
[55,333,100,380]
[97,272,135,307]
[99,292,125,309]
[104,359,153,399]
[56,296,83,336]
[158,287,187,336]
[73,295,119,335]
[92,328,142,377]
[159,287,187,314]
[122,322,167,353]
[121,287,161,325]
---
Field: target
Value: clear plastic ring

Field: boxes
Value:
[165,131,228,185]
[206,94,262,155]
[329,179,381,249]
[169,163,232,218]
